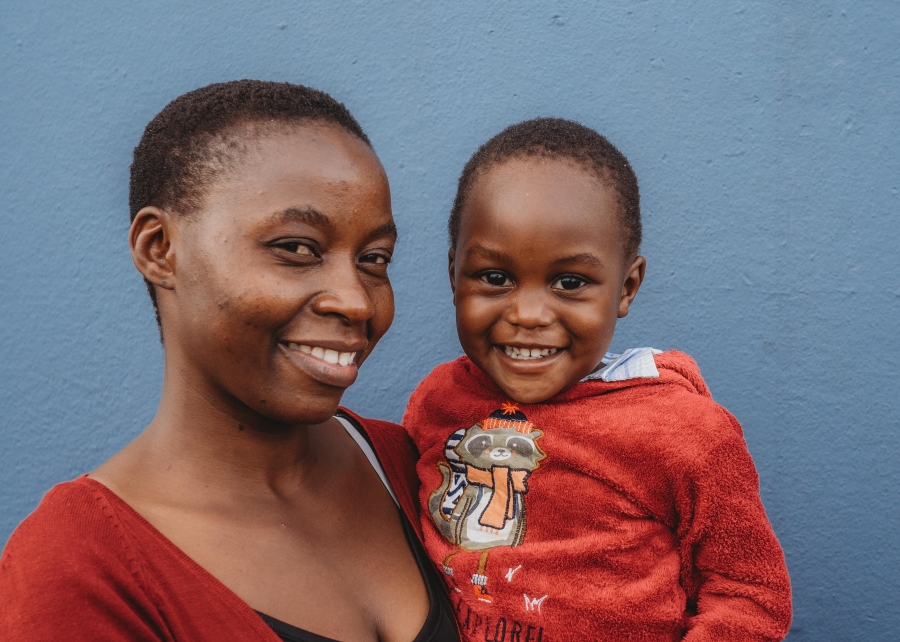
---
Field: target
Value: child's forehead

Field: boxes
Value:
[459,157,625,254]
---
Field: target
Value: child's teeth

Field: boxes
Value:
[503,346,559,360]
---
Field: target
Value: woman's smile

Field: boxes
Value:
[279,341,365,388]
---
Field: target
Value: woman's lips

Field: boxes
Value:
[279,342,361,388]
[287,342,358,366]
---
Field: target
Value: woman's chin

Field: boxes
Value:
[251,394,345,428]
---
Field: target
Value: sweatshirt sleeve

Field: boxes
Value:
[0,486,167,641]
[677,410,792,642]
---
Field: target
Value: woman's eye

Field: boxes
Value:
[280,242,316,256]
[552,275,587,291]
[360,253,391,265]
[483,272,512,287]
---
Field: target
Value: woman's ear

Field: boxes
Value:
[448,247,458,304]
[130,206,177,291]
[618,255,646,318]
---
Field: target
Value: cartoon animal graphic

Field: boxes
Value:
[429,403,546,603]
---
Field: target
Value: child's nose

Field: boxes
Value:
[506,288,553,328]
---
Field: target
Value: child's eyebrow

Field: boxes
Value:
[553,253,605,268]
[466,245,509,262]
[266,206,334,229]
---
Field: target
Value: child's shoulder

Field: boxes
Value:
[571,349,744,446]
[628,349,745,449]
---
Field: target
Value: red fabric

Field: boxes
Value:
[403,351,792,642]
[0,410,421,641]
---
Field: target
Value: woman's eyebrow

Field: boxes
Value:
[366,220,398,241]
[267,206,334,229]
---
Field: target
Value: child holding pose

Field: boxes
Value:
[403,118,791,641]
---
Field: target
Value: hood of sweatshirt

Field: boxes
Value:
[456,349,711,405]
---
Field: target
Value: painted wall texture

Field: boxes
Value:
[1,1,897,638]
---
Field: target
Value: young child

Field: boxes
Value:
[403,118,792,641]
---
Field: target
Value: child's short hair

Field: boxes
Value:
[129,79,371,332]
[449,117,642,258]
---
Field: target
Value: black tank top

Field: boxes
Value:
[256,414,460,642]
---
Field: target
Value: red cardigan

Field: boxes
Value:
[0,410,422,641]
[403,351,792,642]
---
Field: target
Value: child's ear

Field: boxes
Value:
[130,206,178,294]
[618,255,646,318]
[448,247,458,304]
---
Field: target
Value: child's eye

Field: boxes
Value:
[552,275,587,291]
[482,272,512,287]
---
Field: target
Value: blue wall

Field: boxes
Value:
[1,1,897,638]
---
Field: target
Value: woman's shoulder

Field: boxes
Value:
[2,477,133,561]
[0,477,152,588]
[337,407,417,460]
[337,408,422,531]
[0,477,163,639]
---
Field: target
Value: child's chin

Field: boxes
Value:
[495,376,567,404]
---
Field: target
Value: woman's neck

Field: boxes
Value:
[91,352,345,511]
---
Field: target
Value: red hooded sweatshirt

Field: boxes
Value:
[403,351,791,642]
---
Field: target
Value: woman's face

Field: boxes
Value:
[163,123,396,425]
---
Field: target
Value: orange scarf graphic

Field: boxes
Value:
[466,465,529,529]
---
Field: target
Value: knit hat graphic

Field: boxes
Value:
[481,403,534,433]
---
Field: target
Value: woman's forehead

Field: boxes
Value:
[216,122,384,189]
[192,124,391,226]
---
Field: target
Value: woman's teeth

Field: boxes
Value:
[287,343,357,367]
[503,346,559,360]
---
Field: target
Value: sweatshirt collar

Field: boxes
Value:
[581,347,662,383]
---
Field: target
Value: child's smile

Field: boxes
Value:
[449,156,645,403]
[502,345,559,360]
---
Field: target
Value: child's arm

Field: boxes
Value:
[677,410,792,641]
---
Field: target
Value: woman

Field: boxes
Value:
[0,81,459,642]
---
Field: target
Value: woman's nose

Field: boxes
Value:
[311,257,376,323]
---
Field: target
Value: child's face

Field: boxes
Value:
[450,157,645,403]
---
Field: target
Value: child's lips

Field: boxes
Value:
[502,345,560,360]
[494,344,566,371]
